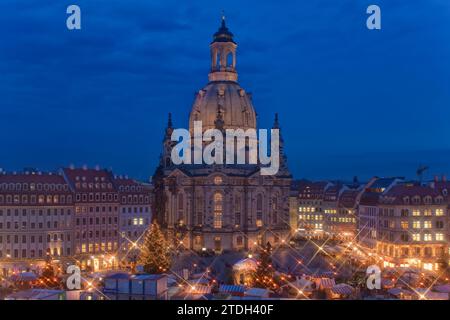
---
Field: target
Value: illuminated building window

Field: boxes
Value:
[436,233,444,241]
[400,221,409,229]
[423,221,432,229]
[423,209,432,216]
[412,234,420,241]
[139,218,144,225]
[435,209,444,216]
[412,221,421,229]
[423,234,432,241]
[412,210,420,216]
[423,263,433,271]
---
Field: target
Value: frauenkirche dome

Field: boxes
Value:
[188,16,257,132]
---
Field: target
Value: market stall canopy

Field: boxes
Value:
[415,288,449,300]
[331,283,354,296]
[9,271,37,282]
[232,258,257,271]
[387,287,414,298]
[219,284,246,295]
[433,284,450,293]
[318,278,335,289]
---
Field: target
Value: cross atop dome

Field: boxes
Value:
[213,11,235,44]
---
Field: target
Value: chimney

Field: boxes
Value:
[434,175,439,183]
[443,175,447,183]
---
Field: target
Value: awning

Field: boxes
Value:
[433,284,450,294]
[319,278,335,289]
[219,284,246,294]
[387,287,413,297]
[331,283,354,296]
[190,285,212,295]
[9,272,37,282]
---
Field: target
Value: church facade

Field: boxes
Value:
[152,18,292,252]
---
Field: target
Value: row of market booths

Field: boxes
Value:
[282,274,356,300]
[168,271,272,300]
[377,268,450,300]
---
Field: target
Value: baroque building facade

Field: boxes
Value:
[0,167,152,275]
[152,18,292,252]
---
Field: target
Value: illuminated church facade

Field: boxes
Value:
[152,18,292,252]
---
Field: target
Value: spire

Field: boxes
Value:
[209,14,238,82]
[221,10,226,25]
[167,112,173,128]
[213,13,235,43]
[273,113,279,129]
[164,112,173,140]
[273,113,288,170]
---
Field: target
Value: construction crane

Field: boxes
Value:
[416,165,429,182]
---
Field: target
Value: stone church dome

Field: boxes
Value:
[188,17,257,132]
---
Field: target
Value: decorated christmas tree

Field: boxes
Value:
[139,221,172,274]
[37,253,60,288]
[254,242,277,290]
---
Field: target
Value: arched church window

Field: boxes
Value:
[178,194,184,226]
[235,196,241,226]
[215,51,220,69]
[272,197,278,224]
[256,194,263,227]
[256,194,262,211]
[213,193,223,229]
[226,52,233,69]
[196,196,203,225]
[178,194,184,210]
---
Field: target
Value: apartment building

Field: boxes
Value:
[297,181,332,239]
[0,170,74,275]
[357,177,404,250]
[376,184,448,271]
[116,177,152,265]
[0,167,152,274]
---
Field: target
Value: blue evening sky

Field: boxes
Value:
[0,0,449,181]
